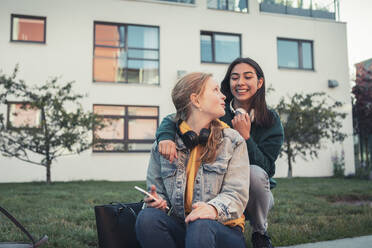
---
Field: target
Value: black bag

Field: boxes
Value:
[94,202,144,248]
[0,206,48,248]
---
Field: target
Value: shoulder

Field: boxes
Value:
[260,109,284,138]
[265,109,283,130]
[222,128,245,146]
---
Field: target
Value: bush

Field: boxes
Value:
[332,150,345,178]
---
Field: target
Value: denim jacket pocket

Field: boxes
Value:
[202,161,228,198]
[160,158,177,200]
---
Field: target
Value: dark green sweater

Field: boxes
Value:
[155,106,284,189]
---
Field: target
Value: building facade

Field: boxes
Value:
[0,0,354,182]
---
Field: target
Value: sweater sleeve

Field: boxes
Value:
[155,113,177,142]
[246,111,284,178]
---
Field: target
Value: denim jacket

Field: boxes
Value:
[146,128,250,223]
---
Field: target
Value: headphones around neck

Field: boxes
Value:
[176,119,210,150]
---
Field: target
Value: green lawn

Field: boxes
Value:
[0,178,372,247]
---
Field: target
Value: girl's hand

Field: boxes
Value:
[231,112,251,140]
[185,202,218,224]
[145,185,168,211]
[158,140,178,163]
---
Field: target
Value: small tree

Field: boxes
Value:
[275,92,347,177]
[352,59,372,172]
[0,67,103,184]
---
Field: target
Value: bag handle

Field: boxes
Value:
[109,202,139,218]
[0,206,36,244]
[0,206,48,247]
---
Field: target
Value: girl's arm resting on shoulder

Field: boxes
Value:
[208,139,250,223]
[246,118,284,177]
[155,113,177,142]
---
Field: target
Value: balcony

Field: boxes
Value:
[259,0,339,20]
[155,0,195,3]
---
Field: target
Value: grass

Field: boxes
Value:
[0,178,372,247]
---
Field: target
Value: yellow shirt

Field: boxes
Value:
[180,120,245,231]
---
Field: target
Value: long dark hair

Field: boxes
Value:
[221,57,273,128]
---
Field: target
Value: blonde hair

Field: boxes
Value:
[171,72,223,163]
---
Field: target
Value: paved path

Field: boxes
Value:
[278,235,372,248]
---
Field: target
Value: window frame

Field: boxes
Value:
[10,14,47,44]
[277,37,314,71]
[93,21,160,85]
[92,104,159,153]
[200,31,242,64]
[207,0,249,13]
[6,101,42,130]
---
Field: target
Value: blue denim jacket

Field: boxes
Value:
[146,128,250,223]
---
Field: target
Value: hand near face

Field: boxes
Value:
[185,202,218,224]
[231,112,251,140]
[145,185,168,211]
[158,140,178,163]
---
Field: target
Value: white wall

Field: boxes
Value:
[0,0,354,182]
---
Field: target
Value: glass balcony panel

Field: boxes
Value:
[156,0,194,3]
[259,0,336,20]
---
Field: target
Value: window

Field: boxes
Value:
[7,102,42,129]
[11,14,46,43]
[208,0,248,12]
[201,31,241,64]
[93,105,159,152]
[277,38,313,70]
[93,22,159,84]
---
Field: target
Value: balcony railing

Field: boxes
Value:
[259,0,339,20]
[155,0,195,3]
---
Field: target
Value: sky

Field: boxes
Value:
[339,0,372,68]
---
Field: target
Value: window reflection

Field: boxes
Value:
[127,60,159,84]
[277,38,313,70]
[277,40,299,68]
[208,0,248,12]
[8,103,41,128]
[11,15,46,43]
[93,23,159,84]
[128,119,157,140]
[95,118,124,140]
[215,34,240,63]
[93,105,158,152]
[201,34,213,62]
[201,32,241,64]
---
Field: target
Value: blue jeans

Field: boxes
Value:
[135,208,246,248]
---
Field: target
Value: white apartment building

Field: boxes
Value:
[0,0,354,182]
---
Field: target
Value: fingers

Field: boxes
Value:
[158,140,177,162]
[185,202,217,224]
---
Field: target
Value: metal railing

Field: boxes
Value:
[258,0,339,20]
